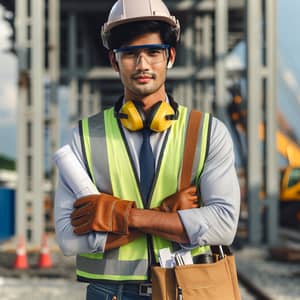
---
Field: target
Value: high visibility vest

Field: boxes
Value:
[76,105,212,282]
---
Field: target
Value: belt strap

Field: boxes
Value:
[180,110,202,190]
[139,283,152,296]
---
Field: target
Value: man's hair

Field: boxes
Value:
[106,20,178,49]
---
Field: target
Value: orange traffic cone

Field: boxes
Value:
[38,233,53,268]
[14,235,29,270]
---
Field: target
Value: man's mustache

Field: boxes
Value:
[131,71,156,79]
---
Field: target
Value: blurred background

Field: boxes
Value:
[0,0,299,299]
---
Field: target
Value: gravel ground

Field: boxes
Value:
[239,285,256,300]
[0,277,87,300]
[235,246,300,300]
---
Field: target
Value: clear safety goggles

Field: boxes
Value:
[113,44,170,65]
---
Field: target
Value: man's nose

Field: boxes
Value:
[135,52,150,69]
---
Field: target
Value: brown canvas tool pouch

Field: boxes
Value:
[151,250,241,300]
[174,254,240,300]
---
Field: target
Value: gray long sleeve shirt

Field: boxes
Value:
[54,116,240,256]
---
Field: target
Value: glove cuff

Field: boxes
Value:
[112,200,136,234]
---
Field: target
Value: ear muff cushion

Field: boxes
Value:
[119,101,144,131]
[149,101,176,132]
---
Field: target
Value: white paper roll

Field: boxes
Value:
[53,145,99,198]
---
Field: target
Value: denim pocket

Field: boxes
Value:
[86,283,118,300]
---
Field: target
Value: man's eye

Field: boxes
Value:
[147,49,162,56]
[122,51,136,57]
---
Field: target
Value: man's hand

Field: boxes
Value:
[158,186,199,212]
[126,186,199,243]
[71,193,135,235]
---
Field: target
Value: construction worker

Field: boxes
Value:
[54,0,240,299]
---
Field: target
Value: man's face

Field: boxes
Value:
[111,32,175,104]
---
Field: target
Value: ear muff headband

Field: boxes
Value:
[117,100,178,132]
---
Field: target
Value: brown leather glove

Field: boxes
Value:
[156,186,199,212]
[105,187,199,249]
[71,193,135,235]
[105,230,143,251]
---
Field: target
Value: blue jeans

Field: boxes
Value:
[86,283,152,300]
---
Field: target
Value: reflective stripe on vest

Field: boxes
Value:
[76,105,212,282]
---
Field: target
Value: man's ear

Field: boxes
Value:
[167,47,176,69]
[109,51,119,72]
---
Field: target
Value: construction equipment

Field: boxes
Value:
[279,166,300,227]
[227,84,300,228]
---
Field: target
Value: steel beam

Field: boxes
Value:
[49,0,60,83]
[67,13,81,123]
[184,14,194,108]
[246,0,263,245]
[48,0,60,204]
[265,0,279,246]
[202,13,213,112]
[31,0,45,245]
[92,86,102,113]
[15,0,28,242]
[68,13,77,73]
[194,16,203,110]
[69,78,79,125]
[82,80,91,118]
[16,0,46,245]
[60,0,244,13]
[215,0,228,121]
[61,66,247,84]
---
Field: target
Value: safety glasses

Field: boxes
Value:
[113,44,170,65]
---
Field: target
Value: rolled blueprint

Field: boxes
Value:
[53,144,99,198]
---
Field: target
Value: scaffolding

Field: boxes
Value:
[0,0,278,246]
[12,0,59,244]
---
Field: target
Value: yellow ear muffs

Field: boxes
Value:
[117,100,178,132]
[118,101,144,131]
[148,101,177,132]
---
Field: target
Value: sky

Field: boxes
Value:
[0,6,17,158]
[0,0,300,159]
[277,0,300,137]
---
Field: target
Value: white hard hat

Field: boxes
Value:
[101,0,180,49]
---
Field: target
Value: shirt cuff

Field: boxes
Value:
[88,232,108,253]
[178,242,200,250]
[178,209,209,246]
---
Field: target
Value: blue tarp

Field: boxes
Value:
[0,188,15,241]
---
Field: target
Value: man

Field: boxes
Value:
[54,0,240,299]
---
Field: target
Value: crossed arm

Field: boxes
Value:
[129,209,189,243]
[70,186,198,249]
